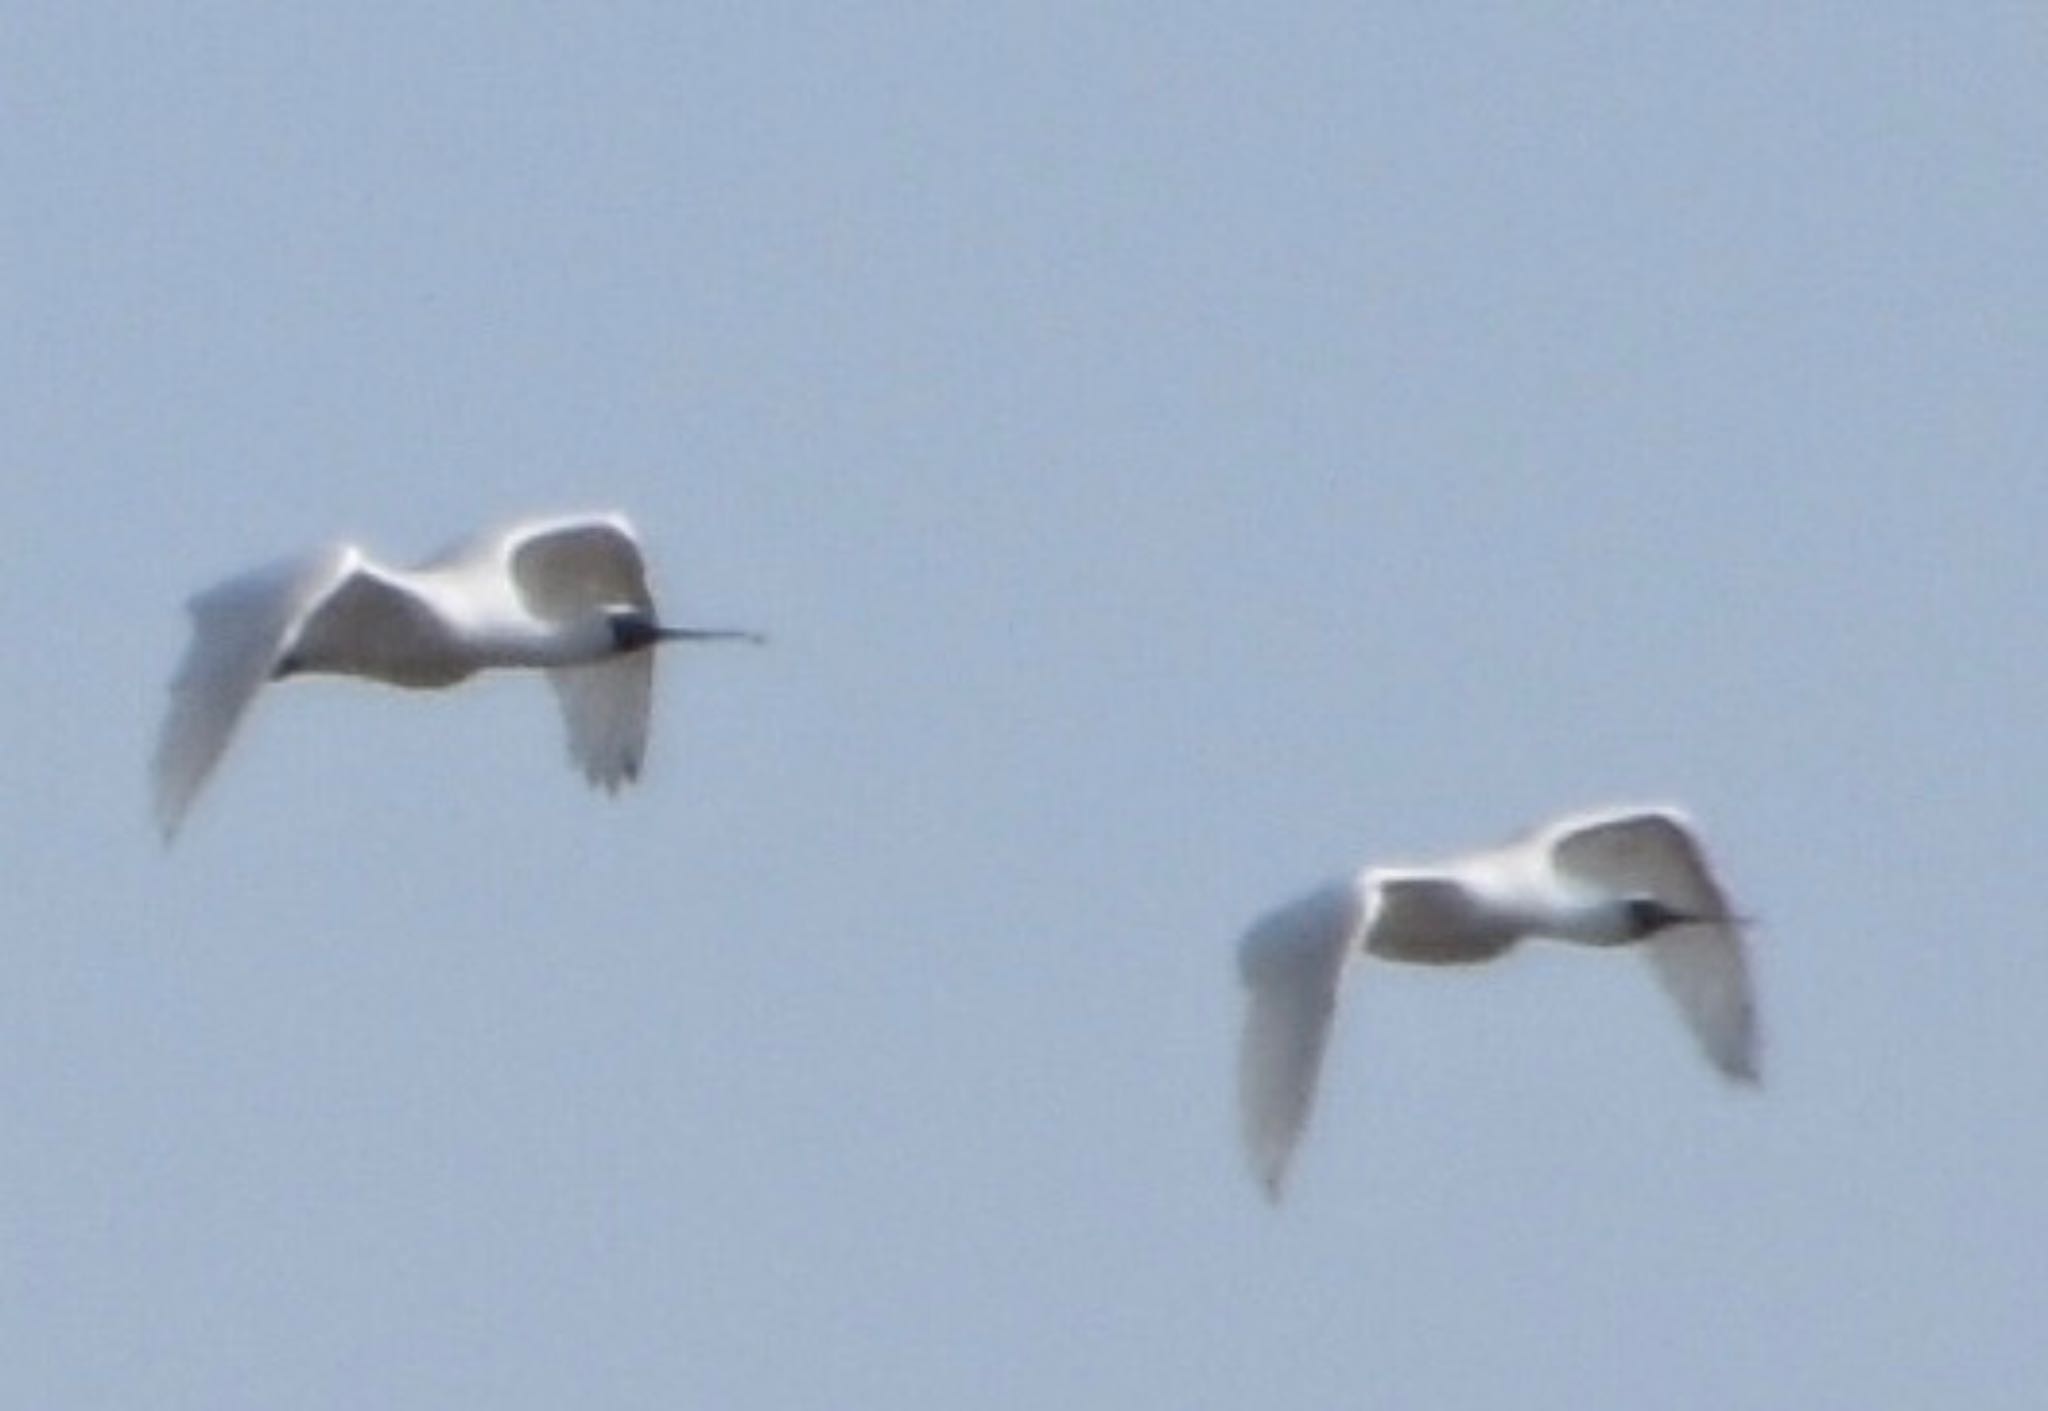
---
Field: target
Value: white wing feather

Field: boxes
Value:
[548,654,656,790]
[1236,880,1368,1201]
[151,546,356,840]
[501,513,652,619]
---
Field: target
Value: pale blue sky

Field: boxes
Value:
[5,5,2046,1407]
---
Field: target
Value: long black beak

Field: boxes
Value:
[1682,907,1756,930]
[655,626,768,645]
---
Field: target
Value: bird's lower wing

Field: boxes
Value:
[151,547,353,840]
[1237,881,1365,1201]
[1551,808,1760,1083]
[548,653,655,790]
[1645,925,1758,1084]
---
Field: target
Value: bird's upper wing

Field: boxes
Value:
[151,546,358,840]
[490,514,660,791]
[499,513,653,619]
[1548,807,1760,1083]
[1237,879,1369,1202]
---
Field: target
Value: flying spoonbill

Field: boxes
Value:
[1237,805,1759,1200]
[152,511,762,840]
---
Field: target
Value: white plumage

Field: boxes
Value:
[152,511,761,840]
[1237,805,1759,1201]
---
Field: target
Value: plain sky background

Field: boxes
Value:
[5,5,2045,1407]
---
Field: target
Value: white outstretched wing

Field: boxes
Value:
[501,512,654,619]
[152,545,358,840]
[500,514,659,791]
[546,653,655,790]
[1548,807,1760,1084]
[1237,879,1368,1201]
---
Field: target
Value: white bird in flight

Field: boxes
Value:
[152,511,762,840]
[1237,804,1759,1201]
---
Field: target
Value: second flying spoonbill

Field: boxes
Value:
[1237,804,1759,1200]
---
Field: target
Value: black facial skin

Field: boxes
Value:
[608,611,667,654]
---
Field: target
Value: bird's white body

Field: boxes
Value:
[153,511,760,840]
[275,546,608,688]
[1237,805,1759,1200]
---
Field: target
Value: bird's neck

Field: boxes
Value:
[1531,891,1638,946]
[1465,866,1635,947]
[467,612,618,670]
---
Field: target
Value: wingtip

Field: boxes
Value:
[585,764,639,795]
[1703,1030,1762,1088]
[151,791,187,848]
[1247,1146,1293,1206]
